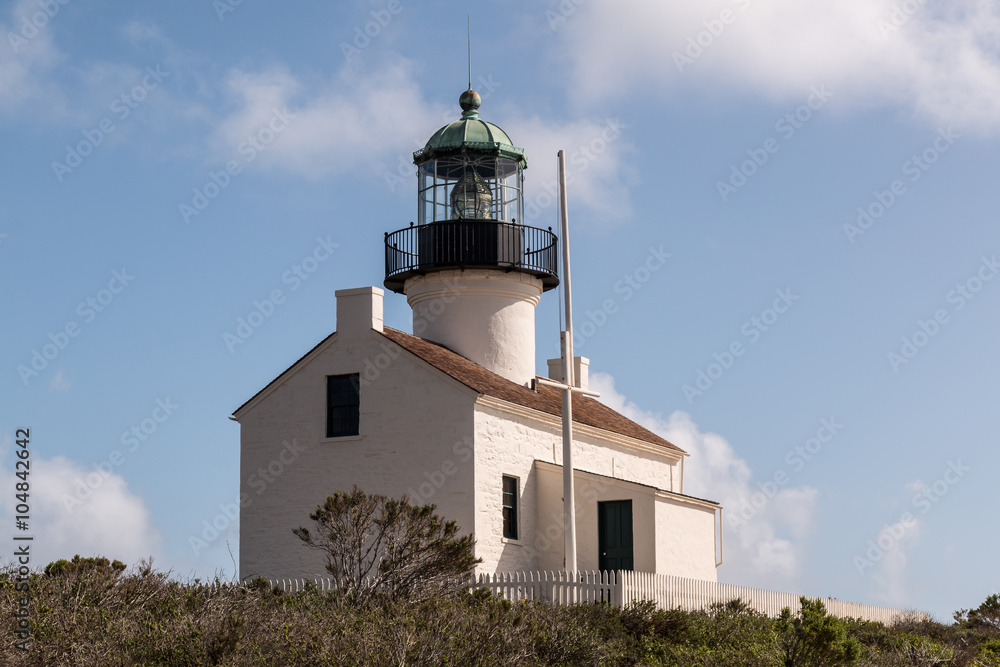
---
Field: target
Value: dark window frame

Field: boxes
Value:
[326,374,360,438]
[502,475,519,540]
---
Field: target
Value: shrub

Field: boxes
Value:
[775,597,862,667]
[43,554,126,578]
[3,556,998,667]
[293,485,482,603]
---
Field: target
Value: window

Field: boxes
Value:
[502,475,518,540]
[326,374,360,438]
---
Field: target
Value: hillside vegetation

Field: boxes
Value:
[1,556,999,666]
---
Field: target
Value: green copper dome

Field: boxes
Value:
[413,89,527,168]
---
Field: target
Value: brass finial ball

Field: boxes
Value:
[460,89,481,111]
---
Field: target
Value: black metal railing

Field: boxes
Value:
[384,219,559,293]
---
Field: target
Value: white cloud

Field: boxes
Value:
[868,518,922,606]
[502,113,635,226]
[209,59,445,179]
[0,7,196,130]
[590,372,818,587]
[0,0,68,117]
[210,58,638,224]
[0,444,163,568]
[121,20,165,47]
[48,369,71,391]
[558,0,1000,131]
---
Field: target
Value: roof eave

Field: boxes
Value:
[413,143,527,168]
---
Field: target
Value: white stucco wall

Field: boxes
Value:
[472,397,698,575]
[533,462,658,572]
[655,494,719,581]
[531,463,719,580]
[405,269,542,386]
[237,328,479,581]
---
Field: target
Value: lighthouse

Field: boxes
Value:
[235,85,721,585]
[383,88,559,386]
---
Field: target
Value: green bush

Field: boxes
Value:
[774,598,862,667]
[2,559,998,666]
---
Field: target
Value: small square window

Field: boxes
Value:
[326,374,360,438]
[502,475,518,540]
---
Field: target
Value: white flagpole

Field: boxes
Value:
[536,152,599,572]
[558,149,577,572]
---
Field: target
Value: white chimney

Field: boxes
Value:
[546,355,590,391]
[336,287,383,340]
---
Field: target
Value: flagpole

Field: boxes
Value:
[557,149,577,573]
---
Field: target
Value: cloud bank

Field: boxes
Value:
[557,0,1000,131]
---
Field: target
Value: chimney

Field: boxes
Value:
[546,356,590,391]
[336,287,383,340]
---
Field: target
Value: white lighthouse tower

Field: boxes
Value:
[383,88,559,385]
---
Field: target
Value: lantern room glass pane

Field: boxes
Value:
[417,156,522,223]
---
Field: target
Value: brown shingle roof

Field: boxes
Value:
[379,327,684,454]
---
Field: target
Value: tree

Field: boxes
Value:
[293,485,482,601]
[957,593,1000,633]
[774,597,862,667]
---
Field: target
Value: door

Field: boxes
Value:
[598,500,634,572]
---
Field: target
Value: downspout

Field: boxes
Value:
[716,507,724,567]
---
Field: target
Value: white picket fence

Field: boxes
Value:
[472,570,927,624]
[262,570,927,625]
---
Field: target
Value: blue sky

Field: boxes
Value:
[1,0,998,620]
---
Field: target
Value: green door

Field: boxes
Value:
[598,500,634,572]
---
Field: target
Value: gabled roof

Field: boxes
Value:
[232,325,684,456]
[379,327,684,454]
[232,331,337,418]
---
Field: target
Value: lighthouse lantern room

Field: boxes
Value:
[384,89,560,385]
